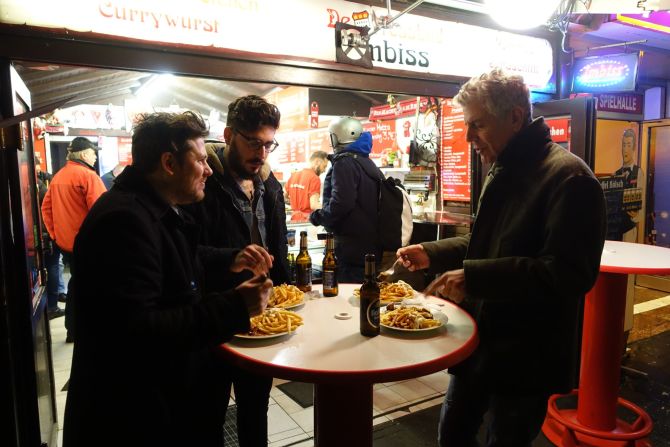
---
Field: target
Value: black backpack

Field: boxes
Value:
[334,153,413,252]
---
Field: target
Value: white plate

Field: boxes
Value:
[380,321,443,332]
[270,299,304,310]
[380,305,446,332]
[234,331,293,340]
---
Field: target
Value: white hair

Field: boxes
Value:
[454,68,532,122]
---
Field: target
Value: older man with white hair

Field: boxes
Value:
[398,69,607,446]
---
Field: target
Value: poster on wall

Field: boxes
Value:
[363,120,396,160]
[594,120,644,242]
[545,117,571,151]
[440,99,470,202]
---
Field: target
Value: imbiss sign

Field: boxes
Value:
[0,0,554,88]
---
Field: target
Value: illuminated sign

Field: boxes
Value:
[572,53,639,93]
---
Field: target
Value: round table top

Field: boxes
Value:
[600,241,670,274]
[220,284,478,384]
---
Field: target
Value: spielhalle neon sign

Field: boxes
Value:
[572,53,639,93]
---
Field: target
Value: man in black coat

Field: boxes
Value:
[63,111,273,447]
[398,69,606,446]
[189,95,289,446]
[309,116,381,282]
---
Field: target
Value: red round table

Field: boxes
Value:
[219,283,478,447]
[543,241,670,446]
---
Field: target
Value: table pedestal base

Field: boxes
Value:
[542,390,652,447]
[314,382,373,447]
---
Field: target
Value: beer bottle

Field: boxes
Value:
[359,254,380,337]
[322,233,338,297]
[287,253,296,285]
[295,231,312,292]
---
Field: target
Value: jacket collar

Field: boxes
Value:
[69,159,96,171]
[113,165,179,223]
[204,142,271,182]
[495,117,552,170]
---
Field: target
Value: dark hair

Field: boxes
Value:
[226,95,280,133]
[310,150,328,161]
[131,111,208,173]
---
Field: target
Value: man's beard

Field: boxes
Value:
[228,141,259,180]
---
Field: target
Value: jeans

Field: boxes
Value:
[438,374,549,447]
[44,245,62,312]
[61,250,74,333]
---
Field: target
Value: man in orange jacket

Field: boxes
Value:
[42,137,107,341]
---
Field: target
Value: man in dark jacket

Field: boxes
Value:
[63,111,273,447]
[398,69,606,446]
[310,116,380,282]
[189,95,289,446]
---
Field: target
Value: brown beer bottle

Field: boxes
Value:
[295,231,312,292]
[359,254,380,337]
[322,233,338,297]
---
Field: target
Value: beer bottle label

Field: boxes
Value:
[297,265,312,286]
[366,299,380,329]
[323,270,336,289]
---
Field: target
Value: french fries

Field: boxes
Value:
[269,284,304,308]
[246,308,304,336]
[381,305,441,330]
[354,280,415,304]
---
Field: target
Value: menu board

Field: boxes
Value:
[440,99,470,202]
[275,133,307,164]
[363,121,396,159]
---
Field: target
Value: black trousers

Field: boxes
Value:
[221,364,273,447]
[438,373,550,447]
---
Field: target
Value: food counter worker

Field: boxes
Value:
[285,151,328,221]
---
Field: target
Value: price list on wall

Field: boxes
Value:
[276,133,307,164]
[440,99,471,202]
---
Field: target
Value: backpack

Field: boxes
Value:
[335,153,413,251]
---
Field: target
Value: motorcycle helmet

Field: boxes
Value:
[328,116,363,149]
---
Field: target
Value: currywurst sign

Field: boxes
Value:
[0,0,554,88]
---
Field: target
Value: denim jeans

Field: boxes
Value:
[438,374,549,447]
[44,245,62,312]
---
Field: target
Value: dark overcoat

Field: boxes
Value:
[423,118,606,394]
[63,166,251,447]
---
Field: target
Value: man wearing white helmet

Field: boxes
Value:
[309,116,381,282]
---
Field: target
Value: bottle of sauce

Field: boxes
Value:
[359,254,380,337]
[295,231,312,292]
[322,233,338,297]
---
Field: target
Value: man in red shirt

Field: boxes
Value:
[285,151,328,221]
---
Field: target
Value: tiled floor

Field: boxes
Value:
[48,283,670,446]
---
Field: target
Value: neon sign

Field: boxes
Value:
[572,53,638,93]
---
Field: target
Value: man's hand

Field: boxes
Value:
[424,269,466,304]
[396,244,430,272]
[231,244,274,276]
[236,274,273,317]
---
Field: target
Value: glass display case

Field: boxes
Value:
[286,220,326,281]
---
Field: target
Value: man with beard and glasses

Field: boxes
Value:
[188,95,289,446]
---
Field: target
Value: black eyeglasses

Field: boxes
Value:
[234,129,279,153]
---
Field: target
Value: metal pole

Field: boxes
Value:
[368,0,426,38]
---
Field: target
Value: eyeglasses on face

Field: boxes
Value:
[234,129,279,153]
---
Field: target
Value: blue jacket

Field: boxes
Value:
[310,132,381,266]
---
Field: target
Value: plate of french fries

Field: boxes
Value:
[380,304,444,332]
[236,308,304,339]
[268,284,305,309]
[353,280,415,304]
